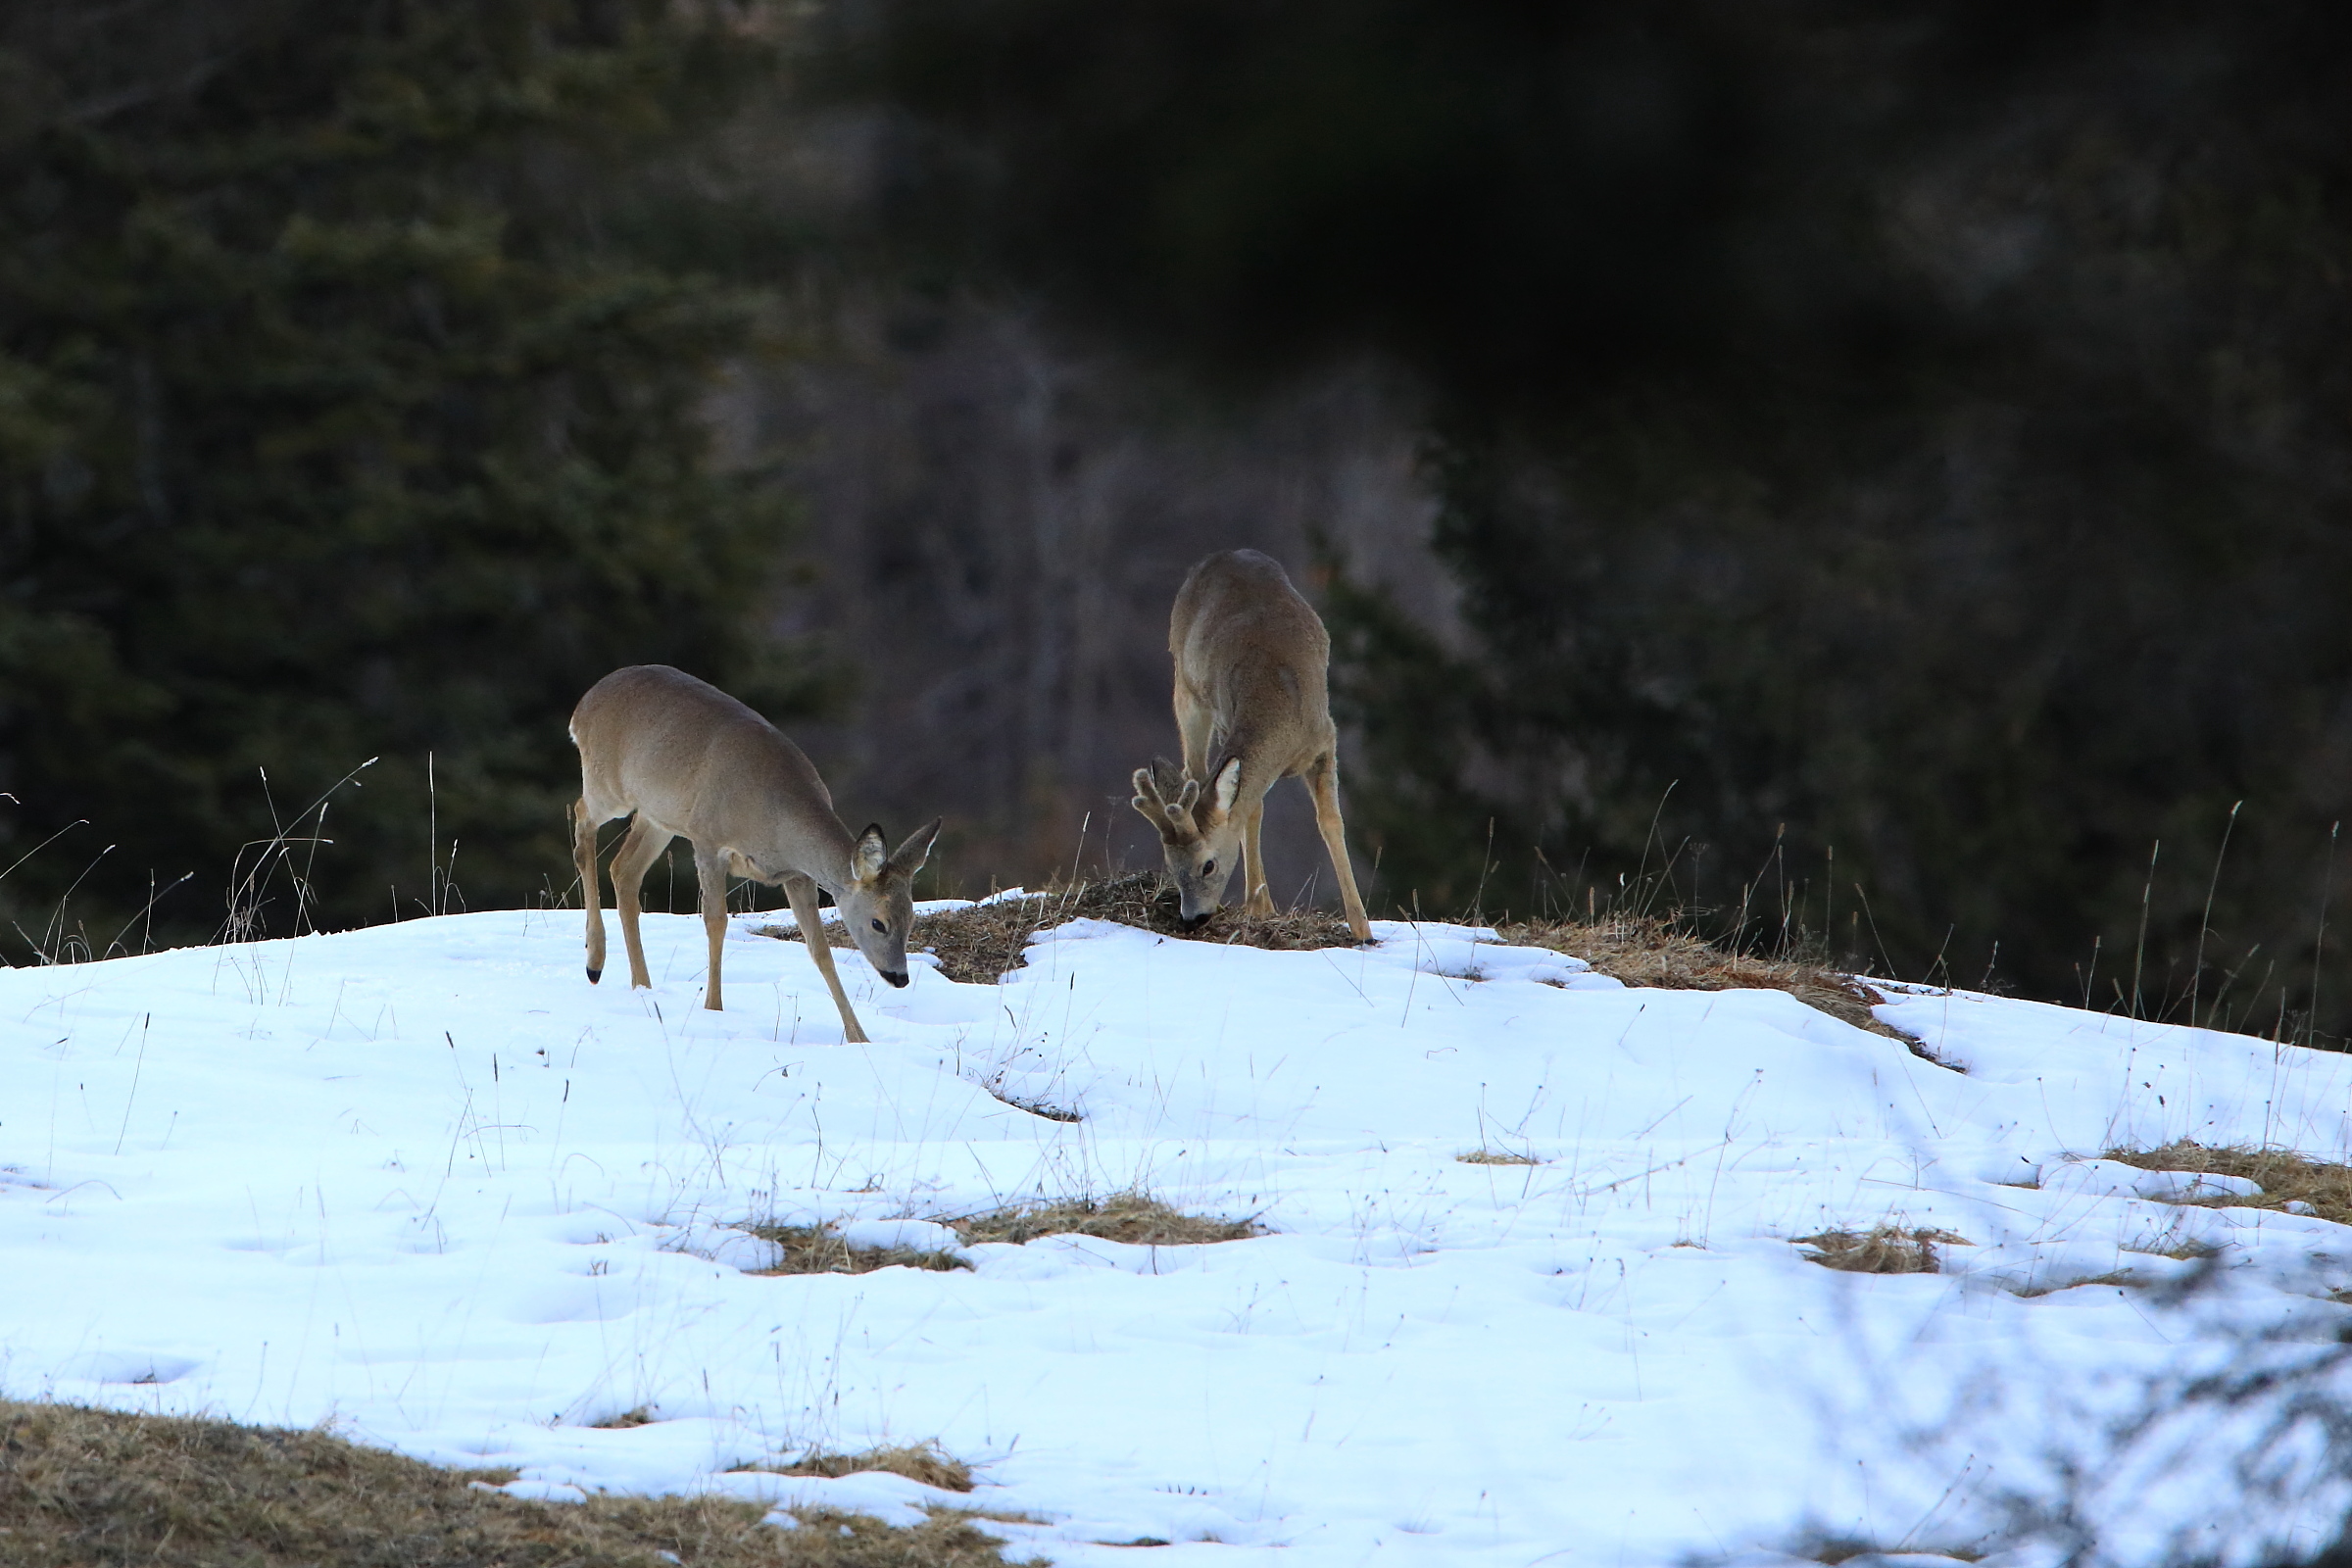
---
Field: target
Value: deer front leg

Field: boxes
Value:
[1241,794,1274,916]
[573,799,607,983]
[1307,754,1372,941]
[693,843,730,1011]
[783,874,869,1045]
[609,816,670,990]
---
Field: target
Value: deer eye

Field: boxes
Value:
[1200,859,1216,876]
[870,918,887,934]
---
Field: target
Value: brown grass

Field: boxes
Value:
[744,1224,972,1277]
[1455,1150,1544,1166]
[0,1398,1020,1567]
[594,1406,658,1429]
[1497,915,1951,1067]
[757,872,1357,986]
[733,1445,973,1494]
[2104,1140,2352,1226]
[1793,1225,1974,1274]
[945,1193,1261,1248]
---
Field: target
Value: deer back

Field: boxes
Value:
[571,664,847,882]
[1169,550,1336,779]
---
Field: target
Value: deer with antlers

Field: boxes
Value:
[1130,550,1373,942]
[569,664,940,1039]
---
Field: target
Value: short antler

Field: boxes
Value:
[1130,761,1200,844]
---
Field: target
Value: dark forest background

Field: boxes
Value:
[2,0,2349,1046]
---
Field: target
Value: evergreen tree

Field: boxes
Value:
[0,0,813,953]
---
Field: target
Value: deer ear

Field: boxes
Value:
[889,817,942,875]
[1212,757,1244,815]
[852,823,890,883]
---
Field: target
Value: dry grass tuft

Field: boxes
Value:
[1498,914,1951,1067]
[1456,1150,1544,1166]
[744,1223,972,1277]
[2105,1140,2352,1226]
[758,872,1358,986]
[1793,1225,1973,1274]
[593,1406,657,1429]
[946,1193,1261,1248]
[734,1444,974,1494]
[0,1398,1018,1567]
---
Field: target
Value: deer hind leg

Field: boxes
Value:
[1241,794,1274,917]
[573,799,608,984]
[693,843,730,1012]
[609,815,671,990]
[783,874,869,1045]
[1307,754,1372,941]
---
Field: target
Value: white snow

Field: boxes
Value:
[5,905,2352,1565]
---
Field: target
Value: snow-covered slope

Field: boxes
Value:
[4,907,2350,1565]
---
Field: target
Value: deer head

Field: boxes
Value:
[834,817,942,987]
[1131,756,1244,928]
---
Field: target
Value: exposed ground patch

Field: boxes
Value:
[1792,1225,1973,1274]
[0,1398,1018,1567]
[758,872,1356,985]
[733,1444,973,1494]
[945,1193,1261,1248]
[1498,915,1951,1067]
[744,1224,971,1276]
[2105,1140,2352,1226]
[1455,1150,1544,1166]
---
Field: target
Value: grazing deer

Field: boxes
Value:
[1130,549,1372,942]
[569,664,941,1039]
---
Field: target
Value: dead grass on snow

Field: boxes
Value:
[744,1224,971,1277]
[2012,1269,2144,1298]
[744,1195,1259,1277]
[947,1193,1261,1248]
[2105,1140,2352,1226]
[1793,1225,1974,1275]
[733,1444,973,1494]
[0,1398,1018,1567]
[1498,914,1950,1067]
[758,872,1356,986]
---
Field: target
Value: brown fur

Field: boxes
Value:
[1130,550,1371,941]
[568,664,939,1037]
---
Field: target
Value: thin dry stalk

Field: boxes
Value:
[1792,1225,1972,1275]
[1499,914,1950,1065]
[945,1193,1260,1248]
[2105,1140,2352,1226]
[744,1223,971,1277]
[0,1398,1016,1567]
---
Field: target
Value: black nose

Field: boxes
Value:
[1180,911,1212,933]
[884,969,910,989]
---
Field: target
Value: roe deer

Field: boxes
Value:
[569,664,940,1040]
[1129,549,1372,942]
